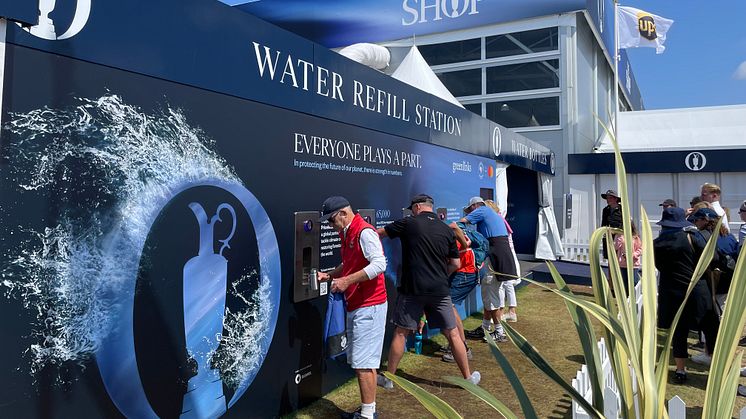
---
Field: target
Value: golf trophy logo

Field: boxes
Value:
[23,0,92,40]
[181,202,236,418]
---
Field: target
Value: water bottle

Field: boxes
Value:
[414,332,423,354]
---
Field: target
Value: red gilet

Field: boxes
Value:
[340,214,387,312]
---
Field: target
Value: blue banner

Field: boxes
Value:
[0,0,37,26]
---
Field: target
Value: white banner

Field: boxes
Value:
[618,6,674,54]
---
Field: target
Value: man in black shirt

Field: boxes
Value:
[376,194,481,388]
[601,189,623,259]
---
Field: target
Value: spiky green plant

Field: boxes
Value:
[385,124,746,418]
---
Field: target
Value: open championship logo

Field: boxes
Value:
[21,0,91,40]
[95,181,281,419]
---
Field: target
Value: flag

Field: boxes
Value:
[618,6,674,54]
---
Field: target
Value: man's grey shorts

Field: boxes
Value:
[392,294,456,331]
[346,301,388,370]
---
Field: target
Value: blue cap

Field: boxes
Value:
[319,196,350,222]
[691,207,719,220]
[657,207,692,228]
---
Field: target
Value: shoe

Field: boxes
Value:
[484,331,508,343]
[465,326,486,339]
[740,367,746,377]
[504,312,517,322]
[691,353,712,366]
[442,347,473,362]
[673,370,687,384]
[468,371,481,385]
[340,408,378,419]
[739,336,746,347]
[739,385,746,397]
[376,374,393,390]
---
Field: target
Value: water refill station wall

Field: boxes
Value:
[0,1,554,417]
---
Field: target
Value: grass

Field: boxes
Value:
[288,283,746,418]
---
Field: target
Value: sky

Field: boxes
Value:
[623,1,746,109]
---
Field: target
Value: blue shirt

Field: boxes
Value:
[465,206,508,238]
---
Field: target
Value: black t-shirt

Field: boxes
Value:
[384,212,459,296]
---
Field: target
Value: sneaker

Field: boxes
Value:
[504,312,517,322]
[468,371,481,385]
[376,374,393,390]
[441,347,473,362]
[484,331,508,343]
[739,336,746,347]
[673,370,687,384]
[739,385,746,397]
[691,353,712,366]
[340,408,378,419]
[740,367,746,377]
[465,326,486,339]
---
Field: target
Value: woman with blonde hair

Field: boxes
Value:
[484,199,520,322]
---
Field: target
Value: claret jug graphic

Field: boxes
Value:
[182,203,237,418]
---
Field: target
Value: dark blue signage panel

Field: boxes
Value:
[0,42,498,417]
[232,0,584,47]
[0,0,38,26]
[5,0,554,173]
[569,149,746,174]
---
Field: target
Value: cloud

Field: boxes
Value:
[734,61,746,80]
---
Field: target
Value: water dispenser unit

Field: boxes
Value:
[293,211,321,303]
[357,209,376,228]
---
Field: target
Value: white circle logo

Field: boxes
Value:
[20,0,91,41]
[340,335,348,348]
[492,127,502,158]
[294,373,302,385]
[684,152,706,171]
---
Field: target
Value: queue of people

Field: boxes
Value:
[317,193,521,418]
[600,182,745,389]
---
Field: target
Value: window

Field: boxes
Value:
[464,103,482,116]
[485,27,559,58]
[436,69,481,97]
[419,38,481,66]
[486,59,559,93]
[486,97,559,128]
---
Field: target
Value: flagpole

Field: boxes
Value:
[613,0,620,141]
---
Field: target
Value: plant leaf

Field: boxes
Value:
[502,321,604,419]
[638,208,659,416]
[702,239,746,418]
[484,334,539,419]
[547,262,604,413]
[382,371,463,419]
[443,376,519,419]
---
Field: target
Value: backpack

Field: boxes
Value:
[457,222,489,267]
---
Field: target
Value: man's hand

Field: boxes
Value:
[331,276,350,293]
[317,271,331,282]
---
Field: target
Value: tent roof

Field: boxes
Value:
[391,46,464,108]
[596,104,746,152]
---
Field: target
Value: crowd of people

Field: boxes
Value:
[317,193,520,419]
[601,182,746,390]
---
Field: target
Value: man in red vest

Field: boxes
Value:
[317,196,388,419]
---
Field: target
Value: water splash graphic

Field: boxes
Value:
[1,94,273,391]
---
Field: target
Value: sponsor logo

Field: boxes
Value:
[487,165,494,178]
[637,12,657,41]
[685,152,706,171]
[492,127,502,157]
[452,160,472,174]
[21,0,91,40]
[402,0,481,26]
[478,162,485,179]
